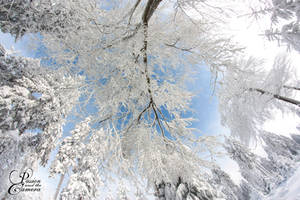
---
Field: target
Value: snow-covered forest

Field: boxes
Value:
[1,0,300,199]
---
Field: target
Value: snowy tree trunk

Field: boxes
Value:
[283,85,300,91]
[54,174,65,200]
[248,88,300,107]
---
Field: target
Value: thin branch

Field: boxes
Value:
[283,85,300,91]
[176,3,197,25]
[101,23,142,49]
[152,103,164,137]
[164,43,194,53]
[137,100,152,122]
[155,104,171,131]
[128,0,142,25]
[99,115,112,124]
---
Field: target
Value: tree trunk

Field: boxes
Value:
[54,173,65,200]
[249,88,300,107]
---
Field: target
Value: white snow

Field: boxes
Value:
[267,164,300,200]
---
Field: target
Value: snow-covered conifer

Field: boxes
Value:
[52,118,103,200]
[211,167,244,200]
[0,0,81,39]
[260,131,300,178]
[224,138,277,196]
[250,0,300,52]
[0,44,82,199]
[154,176,218,200]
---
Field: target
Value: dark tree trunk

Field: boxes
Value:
[249,88,300,107]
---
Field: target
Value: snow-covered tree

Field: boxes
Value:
[0,44,82,199]
[210,167,244,200]
[248,0,300,52]
[0,133,42,200]
[153,176,218,200]
[291,134,300,144]
[224,138,278,196]
[6,0,299,199]
[224,134,300,198]
[51,118,103,200]
[260,131,300,178]
[0,0,80,39]
[37,0,242,198]
[218,55,300,143]
[116,182,129,200]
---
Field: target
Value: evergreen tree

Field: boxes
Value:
[249,0,300,52]
[154,176,218,200]
[211,167,244,200]
[260,131,300,178]
[224,138,274,196]
[0,44,82,199]
[51,118,102,200]
[224,134,300,198]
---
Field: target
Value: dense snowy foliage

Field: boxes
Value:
[221,133,300,199]
[151,132,300,200]
[0,45,82,199]
[0,46,82,165]
[51,118,103,200]
[218,55,299,143]
[0,0,80,39]
[154,176,218,200]
[38,0,240,198]
[211,167,249,200]
[267,163,300,200]
[260,132,300,178]
[249,0,300,52]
